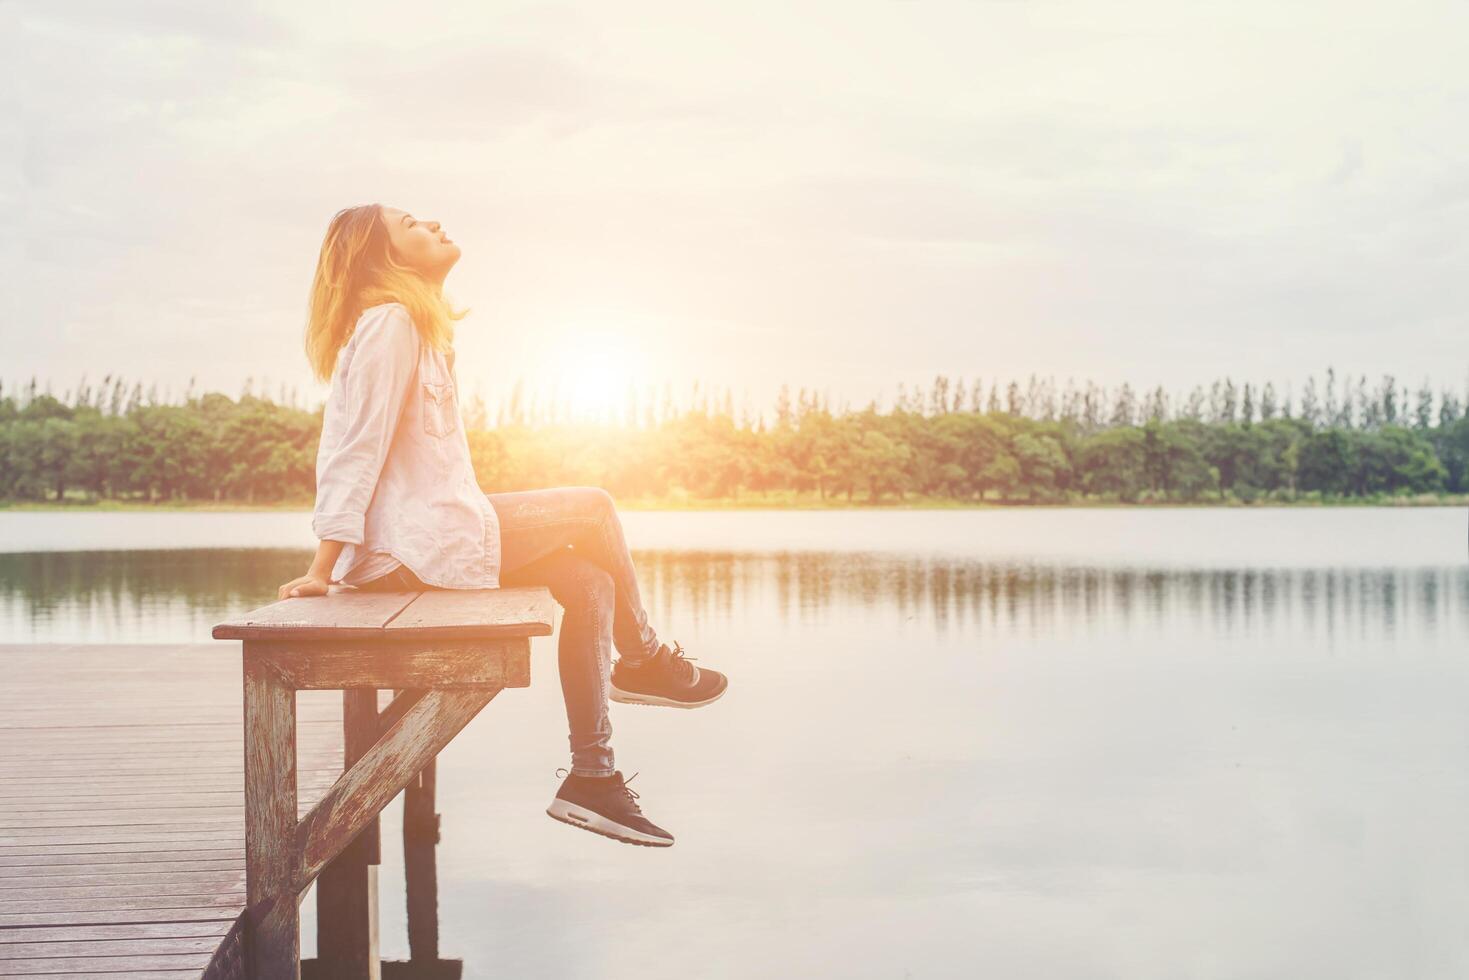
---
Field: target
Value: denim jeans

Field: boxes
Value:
[358,486,660,776]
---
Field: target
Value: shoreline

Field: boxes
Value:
[3,494,1466,513]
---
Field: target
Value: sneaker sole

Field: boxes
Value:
[608,680,728,709]
[545,799,674,847]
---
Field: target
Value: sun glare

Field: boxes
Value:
[555,332,638,423]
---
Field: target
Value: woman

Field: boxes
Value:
[275,203,727,848]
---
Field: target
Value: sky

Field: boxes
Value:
[4,0,1468,422]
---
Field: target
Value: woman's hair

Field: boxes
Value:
[304,203,465,382]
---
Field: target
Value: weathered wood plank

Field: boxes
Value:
[0,873,246,899]
[1,860,244,878]
[0,892,242,914]
[384,588,556,639]
[0,920,233,942]
[5,975,207,980]
[256,638,531,690]
[211,590,420,640]
[0,935,225,958]
[214,586,554,641]
[0,813,242,829]
[1,830,244,847]
[0,849,241,867]
[0,904,242,927]
[0,793,244,808]
[0,953,215,975]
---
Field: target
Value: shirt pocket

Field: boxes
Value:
[422,381,459,439]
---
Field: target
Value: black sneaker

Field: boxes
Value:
[545,770,674,847]
[610,641,728,708]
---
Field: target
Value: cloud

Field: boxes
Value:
[4,0,1468,414]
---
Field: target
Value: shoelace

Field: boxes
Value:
[555,768,644,811]
[663,641,698,682]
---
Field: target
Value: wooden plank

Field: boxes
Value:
[0,859,244,876]
[0,893,242,914]
[0,953,215,974]
[0,905,242,927]
[0,874,246,899]
[0,793,245,807]
[0,920,233,942]
[212,587,554,642]
[1,831,245,847]
[1,975,207,980]
[5,975,207,980]
[296,688,500,887]
[0,850,241,867]
[0,842,241,858]
[211,590,420,641]
[384,588,556,639]
[0,814,242,829]
[257,639,530,690]
[0,935,224,958]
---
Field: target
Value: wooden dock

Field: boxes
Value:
[0,643,345,978]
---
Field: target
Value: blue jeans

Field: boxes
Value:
[361,486,660,776]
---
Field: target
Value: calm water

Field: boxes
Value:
[2,508,1467,978]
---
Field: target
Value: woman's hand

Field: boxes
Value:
[279,540,345,600]
[278,573,331,600]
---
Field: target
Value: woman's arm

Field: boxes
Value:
[277,538,346,599]
[311,304,421,546]
[277,304,420,600]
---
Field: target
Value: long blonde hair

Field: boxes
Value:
[305,203,465,383]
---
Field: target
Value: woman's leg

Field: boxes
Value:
[500,547,618,776]
[487,486,660,665]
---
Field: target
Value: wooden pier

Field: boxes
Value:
[0,585,554,979]
[0,643,344,976]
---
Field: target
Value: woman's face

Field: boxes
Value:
[381,206,461,282]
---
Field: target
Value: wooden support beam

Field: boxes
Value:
[295,688,499,888]
[242,652,300,980]
[253,640,531,691]
[315,689,382,980]
[403,758,441,963]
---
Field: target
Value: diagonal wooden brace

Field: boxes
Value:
[295,686,499,888]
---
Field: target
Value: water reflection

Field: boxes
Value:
[2,549,1466,646]
[650,553,1469,645]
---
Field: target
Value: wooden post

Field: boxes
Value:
[243,649,301,980]
[403,758,441,962]
[316,689,382,979]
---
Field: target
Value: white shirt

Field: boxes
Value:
[311,303,502,589]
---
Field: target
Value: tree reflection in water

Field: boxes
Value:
[2,548,1467,646]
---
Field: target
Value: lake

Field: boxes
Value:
[2,507,1466,978]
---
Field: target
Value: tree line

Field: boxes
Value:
[2,370,1468,505]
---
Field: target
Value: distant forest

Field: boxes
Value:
[2,369,1468,505]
